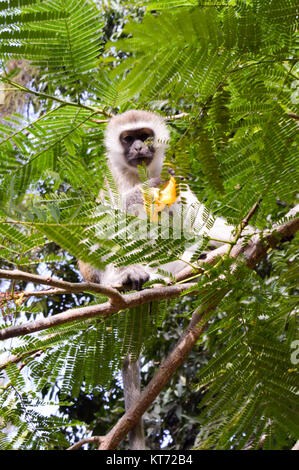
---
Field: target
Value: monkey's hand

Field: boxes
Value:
[147,176,163,188]
[124,177,164,212]
[114,265,150,291]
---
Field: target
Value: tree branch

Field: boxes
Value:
[0,213,298,342]
[1,212,298,449]
[98,304,216,450]
[96,214,299,450]
[0,283,197,340]
[67,436,104,450]
[176,207,299,283]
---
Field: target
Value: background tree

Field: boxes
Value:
[0,0,298,450]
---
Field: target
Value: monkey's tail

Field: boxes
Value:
[122,355,145,450]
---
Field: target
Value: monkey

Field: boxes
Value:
[79,110,169,290]
[78,109,238,449]
[78,109,236,290]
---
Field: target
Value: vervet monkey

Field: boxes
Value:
[78,110,236,450]
[78,109,236,290]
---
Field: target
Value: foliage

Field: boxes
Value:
[0,362,74,449]
[0,0,298,450]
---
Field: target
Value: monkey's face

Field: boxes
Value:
[120,128,155,168]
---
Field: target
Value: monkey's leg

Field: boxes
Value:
[122,356,145,450]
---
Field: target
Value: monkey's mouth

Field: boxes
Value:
[128,155,153,167]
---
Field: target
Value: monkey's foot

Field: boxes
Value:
[116,266,150,291]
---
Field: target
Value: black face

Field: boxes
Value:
[120,127,155,168]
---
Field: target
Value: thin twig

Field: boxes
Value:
[92,118,109,124]
[0,331,69,371]
[1,77,111,117]
[240,198,262,230]
[287,112,299,121]
[165,112,189,120]
[0,269,125,306]
[67,436,103,450]
[92,112,189,125]
[163,110,299,124]
[11,288,72,298]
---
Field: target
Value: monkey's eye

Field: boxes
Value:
[140,134,150,141]
[123,135,134,144]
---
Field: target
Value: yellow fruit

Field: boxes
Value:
[141,176,178,222]
[155,176,177,206]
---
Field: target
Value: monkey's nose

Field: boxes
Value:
[133,140,144,152]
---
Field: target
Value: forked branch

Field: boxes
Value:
[1,212,298,449]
